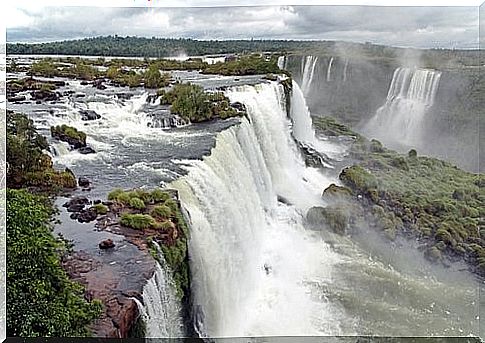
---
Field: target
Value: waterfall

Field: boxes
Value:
[326,57,334,82]
[277,55,286,70]
[343,59,349,82]
[290,80,316,144]
[173,81,344,337]
[364,67,441,147]
[301,56,319,95]
[136,243,184,338]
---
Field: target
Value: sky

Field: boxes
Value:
[3,1,483,49]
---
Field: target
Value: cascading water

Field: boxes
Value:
[173,81,345,337]
[326,57,334,82]
[363,67,441,147]
[277,55,286,70]
[135,243,184,338]
[342,59,349,82]
[301,56,319,95]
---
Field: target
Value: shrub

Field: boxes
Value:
[154,220,174,230]
[129,197,145,210]
[108,188,125,201]
[92,203,108,215]
[119,213,155,230]
[116,192,131,205]
[151,188,171,202]
[151,205,172,219]
[408,149,418,158]
[164,199,179,212]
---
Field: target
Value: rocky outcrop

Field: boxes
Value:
[80,110,101,121]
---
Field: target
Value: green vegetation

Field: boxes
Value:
[202,55,280,76]
[144,64,171,88]
[7,189,102,336]
[160,83,241,122]
[313,115,484,275]
[50,124,87,147]
[151,205,173,219]
[120,213,155,230]
[129,197,146,210]
[91,203,108,215]
[7,111,76,190]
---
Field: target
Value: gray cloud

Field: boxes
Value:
[6,5,480,48]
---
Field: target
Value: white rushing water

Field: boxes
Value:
[343,59,349,82]
[364,67,441,147]
[135,243,184,338]
[277,55,286,70]
[326,57,334,83]
[301,56,319,96]
[173,81,345,337]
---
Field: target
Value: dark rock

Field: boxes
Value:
[35,100,41,104]
[80,109,101,121]
[93,79,106,90]
[146,94,158,103]
[99,239,115,249]
[231,101,246,112]
[78,177,91,188]
[322,183,353,199]
[7,95,26,102]
[116,93,133,100]
[298,142,331,168]
[51,127,86,149]
[64,196,90,212]
[77,207,98,223]
[78,146,96,154]
[94,199,102,205]
[31,90,58,102]
[80,81,89,85]
[74,93,86,98]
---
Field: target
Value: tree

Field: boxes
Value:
[7,189,102,337]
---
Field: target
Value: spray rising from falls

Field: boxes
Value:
[301,56,319,95]
[364,67,441,147]
[173,81,344,337]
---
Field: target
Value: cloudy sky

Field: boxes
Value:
[4,2,481,49]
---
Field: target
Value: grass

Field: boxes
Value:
[91,203,108,215]
[151,205,172,219]
[129,197,145,210]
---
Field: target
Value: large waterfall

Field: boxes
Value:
[301,56,319,95]
[363,67,441,147]
[173,81,344,337]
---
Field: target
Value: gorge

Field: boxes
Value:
[5,51,482,339]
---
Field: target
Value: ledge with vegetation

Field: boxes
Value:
[309,115,484,277]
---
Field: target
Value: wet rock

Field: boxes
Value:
[115,93,133,100]
[7,95,26,103]
[93,79,106,90]
[78,177,90,188]
[99,239,115,249]
[78,146,96,154]
[322,183,353,199]
[146,94,158,103]
[74,93,86,98]
[80,109,101,121]
[306,206,348,235]
[76,207,98,223]
[80,81,89,86]
[64,196,90,212]
[31,90,58,102]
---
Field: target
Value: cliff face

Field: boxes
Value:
[286,55,481,172]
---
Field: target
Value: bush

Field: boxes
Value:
[164,199,179,212]
[108,188,125,201]
[151,205,172,219]
[154,220,174,230]
[129,197,145,210]
[7,189,102,336]
[119,213,155,230]
[92,203,108,215]
[151,188,171,202]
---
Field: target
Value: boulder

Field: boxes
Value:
[30,90,58,102]
[78,147,96,154]
[78,177,91,188]
[80,81,89,85]
[99,239,115,249]
[80,110,101,121]
[93,79,106,90]
[306,206,348,235]
[7,95,26,103]
[322,183,353,199]
[75,207,98,223]
[64,196,90,212]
